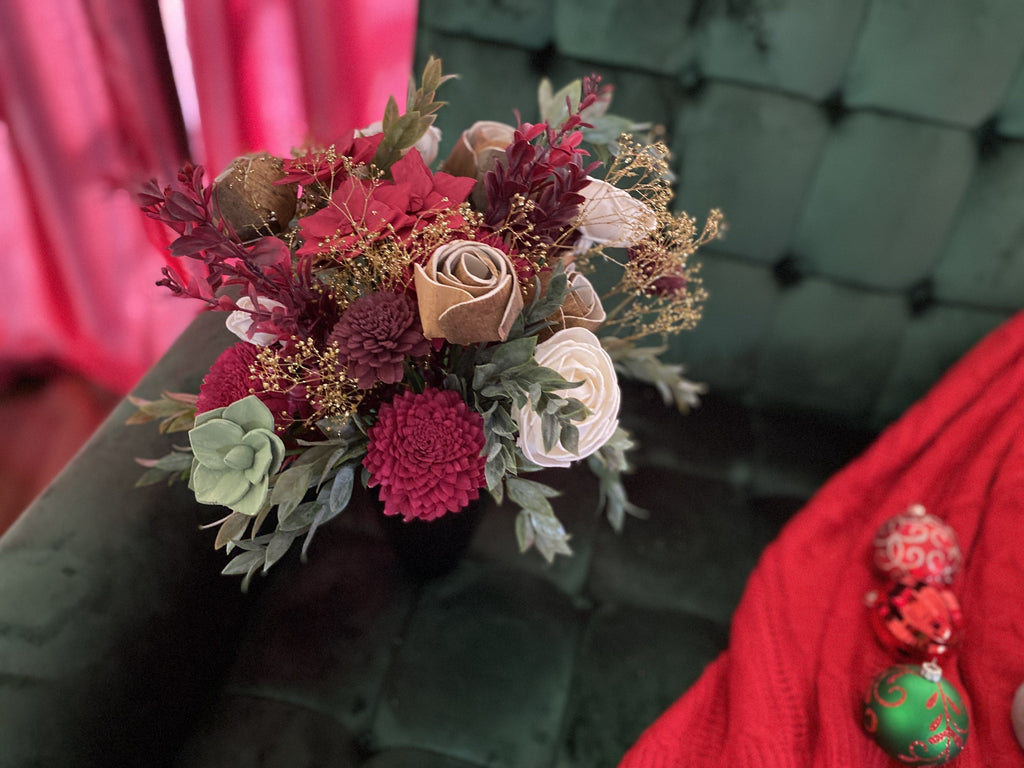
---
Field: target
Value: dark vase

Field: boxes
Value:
[376,497,484,579]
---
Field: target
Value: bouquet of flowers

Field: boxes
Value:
[130,58,722,588]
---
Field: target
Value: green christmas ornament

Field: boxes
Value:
[862,661,968,765]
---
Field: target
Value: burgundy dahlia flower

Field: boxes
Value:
[363,388,487,522]
[196,342,305,430]
[330,291,430,389]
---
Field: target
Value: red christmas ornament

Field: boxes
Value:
[866,581,964,659]
[873,504,961,585]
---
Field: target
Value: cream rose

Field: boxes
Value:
[414,240,524,345]
[360,121,443,166]
[441,121,517,209]
[513,327,620,468]
[441,120,516,178]
[225,296,286,346]
[574,177,657,253]
[556,268,606,333]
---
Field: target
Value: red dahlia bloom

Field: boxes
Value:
[329,291,430,389]
[196,342,308,430]
[363,388,487,522]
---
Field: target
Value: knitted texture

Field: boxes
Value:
[620,310,1024,767]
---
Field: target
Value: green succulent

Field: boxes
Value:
[188,396,286,516]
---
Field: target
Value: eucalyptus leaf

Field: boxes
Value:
[251,497,273,538]
[263,529,297,573]
[153,451,194,472]
[482,337,537,372]
[523,267,569,325]
[531,517,573,561]
[515,509,534,553]
[278,500,322,532]
[506,476,560,513]
[133,467,176,488]
[541,412,559,453]
[271,463,314,524]
[300,500,333,562]
[538,77,582,127]
[221,549,264,577]
[559,423,580,456]
[215,511,252,550]
[326,464,355,517]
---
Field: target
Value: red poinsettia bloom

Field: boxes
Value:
[279,131,384,187]
[363,388,487,522]
[297,150,475,259]
[196,342,309,430]
[329,291,430,389]
[296,175,397,257]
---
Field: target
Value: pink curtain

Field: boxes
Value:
[0,0,194,393]
[182,0,420,176]
[0,0,418,395]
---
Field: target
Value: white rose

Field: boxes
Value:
[360,121,443,166]
[513,327,620,468]
[225,296,286,346]
[574,177,657,253]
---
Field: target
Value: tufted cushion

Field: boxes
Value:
[416,0,1024,427]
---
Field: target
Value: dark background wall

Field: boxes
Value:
[415,0,1024,429]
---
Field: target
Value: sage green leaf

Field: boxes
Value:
[278,500,321,533]
[527,509,573,561]
[301,500,331,561]
[162,412,197,434]
[221,549,263,576]
[214,511,252,550]
[606,340,706,413]
[488,337,537,370]
[515,508,573,561]
[523,268,569,326]
[515,509,533,552]
[541,412,559,453]
[134,468,175,487]
[506,476,560,512]
[263,529,297,573]
[271,463,314,524]
[537,77,582,127]
[326,464,355,517]
[559,423,580,456]
[153,451,193,473]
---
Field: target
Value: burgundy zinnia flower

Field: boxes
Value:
[363,388,487,522]
[196,342,305,430]
[330,291,430,389]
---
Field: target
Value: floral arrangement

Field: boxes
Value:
[130,58,722,588]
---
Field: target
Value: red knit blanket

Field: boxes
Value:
[620,311,1024,767]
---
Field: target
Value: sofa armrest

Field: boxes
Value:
[0,312,247,767]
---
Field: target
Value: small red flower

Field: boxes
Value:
[363,388,487,522]
[329,291,430,389]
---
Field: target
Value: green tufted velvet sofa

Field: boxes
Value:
[417,0,1024,429]
[2,2,1023,766]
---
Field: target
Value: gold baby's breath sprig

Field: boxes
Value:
[597,206,722,343]
[602,135,674,212]
[252,340,363,427]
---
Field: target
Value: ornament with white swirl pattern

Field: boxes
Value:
[872,504,962,585]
